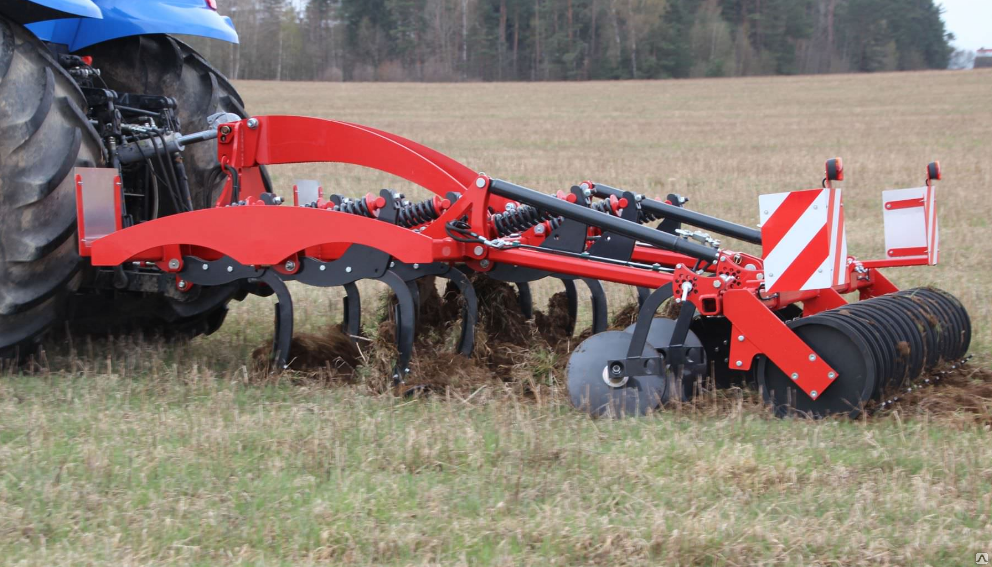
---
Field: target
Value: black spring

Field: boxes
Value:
[591,200,612,215]
[491,205,560,237]
[397,197,445,228]
[334,195,376,218]
[637,207,660,224]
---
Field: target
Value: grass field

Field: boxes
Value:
[2,70,992,565]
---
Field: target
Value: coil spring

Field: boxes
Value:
[491,205,560,237]
[334,194,378,218]
[397,196,448,228]
[637,207,660,224]
[591,195,627,217]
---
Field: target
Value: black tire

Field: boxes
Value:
[0,16,104,359]
[67,34,269,337]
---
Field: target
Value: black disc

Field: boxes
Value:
[906,290,955,361]
[817,311,889,400]
[757,315,876,418]
[689,316,752,389]
[840,302,914,390]
[567,331,668,417]
[926,288,971,357]
[869,299,926,381]
[914,288,968,360]
[896,290,951,364]
[873,296,939,370]
[833,305,904,393]
[624,318,707,401]
[855,298,925,382]
[911,290,958,362]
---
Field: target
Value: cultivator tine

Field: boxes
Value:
[378,270,416,384]
[636,287,651,308]
[406,279,422,330]
[515,282,534,319]
[559,279,579,336]
[342,282,362,338]
[258,270,294,370]
[442,268,478,356]
[582,278,609,334]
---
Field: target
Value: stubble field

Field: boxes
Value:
[2,70,992,565]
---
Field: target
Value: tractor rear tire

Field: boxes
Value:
[67,35,269,338]
[0,17,104,360]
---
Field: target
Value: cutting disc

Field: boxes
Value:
[624,318,707,400]
[567,331,668,417]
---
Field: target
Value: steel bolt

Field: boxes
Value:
[202,263,209,271]
[319,265,326,271]
[479,259,490,268]
[505,203,516,212]
[791,372,799,380]
[168,259,180,270]
[475,177,486,189]
[676,263,683,269]
[737,335,745,342]
[220,125,232,135]
[247,118,259,129]
[473,246,484,256]
[713,280,722,288]
[178,280,187,290]
[534,224,546,235]
[345,266,353,273]
[413,264,419,269]
[810,390,818,398]
[827,372,836,379]
[610,363,623,376]
[808,354,817,361]
[285,260,296,271]
[227,266,234,273]
[735,360,743,367]
[390,261,396,268]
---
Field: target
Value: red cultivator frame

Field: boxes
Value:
[75,115,970,418]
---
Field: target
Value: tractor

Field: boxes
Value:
[0,0,265,358]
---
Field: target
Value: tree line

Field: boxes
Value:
[186,0,954,82]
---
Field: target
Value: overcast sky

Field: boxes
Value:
[940,0,992,52]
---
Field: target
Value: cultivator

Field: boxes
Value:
[74,115,970,418]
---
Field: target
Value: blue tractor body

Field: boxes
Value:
[5,0,238,50]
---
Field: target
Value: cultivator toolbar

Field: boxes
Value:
[74,115,970,418]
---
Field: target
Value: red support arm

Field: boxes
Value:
[723,289,838,399]
[216,116,513,210]
[89,206,438,268]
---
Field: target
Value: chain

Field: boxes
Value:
[875,354,974,412]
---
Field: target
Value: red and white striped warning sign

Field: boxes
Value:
[759,188,849,293]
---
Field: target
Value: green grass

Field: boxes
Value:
[2,371,990,565]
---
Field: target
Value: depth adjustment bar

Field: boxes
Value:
[488,179,721,262]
